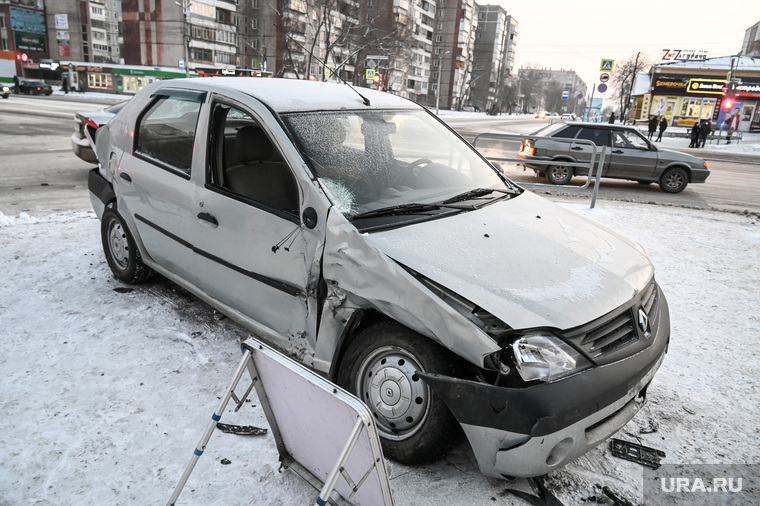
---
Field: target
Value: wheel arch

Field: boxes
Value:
[663,162,694,181]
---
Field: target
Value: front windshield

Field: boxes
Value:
[282,109,510,218]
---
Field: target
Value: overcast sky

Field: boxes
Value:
[497,1,758,94]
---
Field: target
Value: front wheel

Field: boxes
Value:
[659,167,688,193]
[547,163,573,185]
[337,321,462,464]
[101,204,154,283]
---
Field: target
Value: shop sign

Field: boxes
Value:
[9,6,46,34]
[736,81,760,95]
[652,76,689,93]
[661,49,707,61]
[687,79,726,95]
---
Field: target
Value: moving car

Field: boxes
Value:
[534,110,549,119]
[516,122,710,193]
[88,78,669,478]
[1,84,10,99]
[71,101,128,163]
[18,80,53,96]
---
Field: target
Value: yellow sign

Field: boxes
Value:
[600,59,615,72]
[687,79,726,95]
[365,69,375,80]
[324,64,331,77]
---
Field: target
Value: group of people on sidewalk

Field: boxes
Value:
[688,119,713,148]
[647,116,670,142]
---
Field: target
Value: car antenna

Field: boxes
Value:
[273,24,371,107]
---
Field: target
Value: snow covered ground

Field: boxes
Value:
[1,195,758,505]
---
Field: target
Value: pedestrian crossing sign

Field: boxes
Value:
[600,59,615,72]
[366,69,375,80]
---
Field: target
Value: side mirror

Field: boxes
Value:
[302,207,318,229]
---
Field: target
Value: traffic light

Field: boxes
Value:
[373,74,380,84]
[15,52,28,62]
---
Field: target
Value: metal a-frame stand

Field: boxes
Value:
[168,338,394,506]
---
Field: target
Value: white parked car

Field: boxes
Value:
[88,78,669,478]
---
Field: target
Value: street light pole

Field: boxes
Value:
[175,0,191,77]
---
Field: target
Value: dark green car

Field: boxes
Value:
[516,122,710,193]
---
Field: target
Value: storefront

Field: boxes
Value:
[643,56,760,133]
[61,62,194,94]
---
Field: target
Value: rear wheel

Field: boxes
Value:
[337,321,462,464]
[659,167,688,193]
[547,163,573,185]
[101,204,154,283]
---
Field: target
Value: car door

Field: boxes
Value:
[186,98,325,352]
[570,126,611,176]
[117,88,207,287]
[608,128,659,180]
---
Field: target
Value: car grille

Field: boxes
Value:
[562,279,659,365]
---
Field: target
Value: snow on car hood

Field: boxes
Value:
[364,192,654,331]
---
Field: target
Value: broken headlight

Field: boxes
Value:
[511,334,591,383]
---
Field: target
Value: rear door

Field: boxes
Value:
[117,88,206,286]
[608,128,659,181]
[571,126,611,176]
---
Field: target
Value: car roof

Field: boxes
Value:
[150,77,418,113]
[561,121,638,131]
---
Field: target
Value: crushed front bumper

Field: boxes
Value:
[420,293,669,478]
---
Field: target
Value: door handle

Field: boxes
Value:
[197,212,218,227]
[571,146,584,151]
[119,172,132,182]
[612,150,624,154]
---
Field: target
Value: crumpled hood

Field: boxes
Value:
[364,192,654,330]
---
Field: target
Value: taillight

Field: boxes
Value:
[85,119,99,130]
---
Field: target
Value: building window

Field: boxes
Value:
[251,19,258,30]
[252,0,259,7]
[433,72,439,80]
[1,38,8,51]
[435,47,440,54]
[252,39,259,49]
[87,72,112,90]
[0,15,5,28]
[434,59,440,67]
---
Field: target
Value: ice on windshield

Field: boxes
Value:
[283,110,507,218]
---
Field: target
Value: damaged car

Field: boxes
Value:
[88,78,670,478]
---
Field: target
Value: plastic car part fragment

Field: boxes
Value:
[503,477,564,506]
[609,438,665,469]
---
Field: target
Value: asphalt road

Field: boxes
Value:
[1,96,759,216]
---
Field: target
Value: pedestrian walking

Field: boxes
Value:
[62,76,69,94]
[698,119,711,148]
[689,122,699,148]
[609,111,616,124]
[647,116,658,140]
[12,74,19,94]
[656,117,668,142]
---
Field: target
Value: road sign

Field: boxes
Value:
[365,69,375,80]
[561,89,570,100]
[599,72,610,83]
[597,83,608,93]
[600,59,615,72]
[324,64,331,77]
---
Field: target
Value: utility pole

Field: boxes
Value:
[622,51,640,123]
[436,50,450,115]
[175,0,191,77]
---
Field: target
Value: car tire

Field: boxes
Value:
[547,163,573,185]
[659,167,688,193]
[337,321,462,464]
[101,204,154,283]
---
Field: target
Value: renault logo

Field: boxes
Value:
[638,308,651,337]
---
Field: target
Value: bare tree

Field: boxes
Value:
[610,53,652,123]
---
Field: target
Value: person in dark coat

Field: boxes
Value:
[609,111,616,124]
[698,119,711,148]
[656,117,668,142]
[62,76,68,94]
[12,75,19,94]
[689,122,700,148]
[647,116,658,140]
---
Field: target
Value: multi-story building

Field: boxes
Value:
[742,21,760,57]
[430,0,477,110]
[470,4,517,113]
[517,67,587,115]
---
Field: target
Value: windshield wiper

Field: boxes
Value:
[350,203,444,220]
[441,187,517,205]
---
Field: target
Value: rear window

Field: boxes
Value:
[576,127,611,147]
[552,125,582,139]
